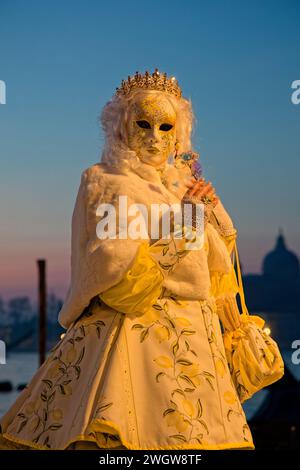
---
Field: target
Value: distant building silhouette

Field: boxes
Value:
[243,229,300,313]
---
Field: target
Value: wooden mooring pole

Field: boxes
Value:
[37,259,47,366]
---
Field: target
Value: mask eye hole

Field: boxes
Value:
[136,120,151,129]
[159,123,173,131]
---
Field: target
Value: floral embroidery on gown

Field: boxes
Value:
[0,222,254,450]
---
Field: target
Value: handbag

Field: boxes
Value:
[218,239,285,403]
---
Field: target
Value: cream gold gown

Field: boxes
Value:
[0,160,257,450]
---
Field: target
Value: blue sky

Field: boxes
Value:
[0,0,299,300]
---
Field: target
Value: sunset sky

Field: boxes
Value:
[0,0,299,302]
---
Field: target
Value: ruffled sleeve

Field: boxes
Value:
[98,240,163,316]
[99,225,198,316]
[58,167,148,328]
[206,198,241,330]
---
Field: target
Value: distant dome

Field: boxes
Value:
[263,230,300,279]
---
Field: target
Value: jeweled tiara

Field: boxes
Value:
[115,68,182,99]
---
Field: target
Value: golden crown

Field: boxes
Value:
[115,68,182,99]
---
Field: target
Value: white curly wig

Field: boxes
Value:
[99,88,196,173]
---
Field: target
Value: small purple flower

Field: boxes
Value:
[191,159,202,180]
